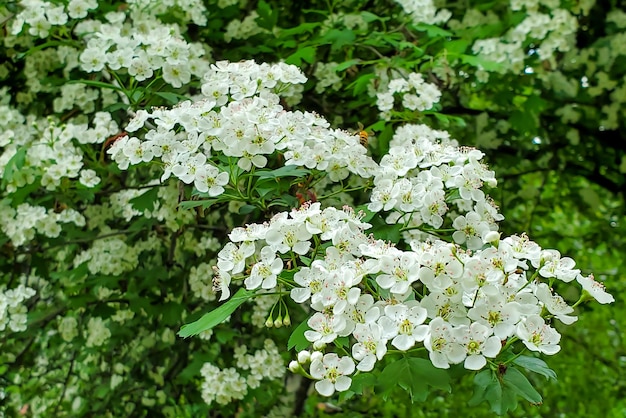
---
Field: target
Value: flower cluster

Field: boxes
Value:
[0,284,36,332]
[368,123,500,248]
[374,72,442,120]
[77,14,210,87]
[109,60,378,192]
[393,0,451,25]
[215,201,613,395]
[0,203,85,248]
[200,339,285,406]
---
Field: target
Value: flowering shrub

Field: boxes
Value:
[0,0,620,417]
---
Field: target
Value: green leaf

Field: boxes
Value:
[349,373,377,395]
[359,11,389,23]
[256,0,278,30]
[335,59,360,72]
[445,39,470,55]
[278,23,320,37]
[68,79,124,92]
[377,123,394,155]
[238,204,257,215]
[378,357,450,402]
[469,369,514,415]
[513,356,557,381]
[347,73,375,96]
[1,147,27,186]
[178,288,255,338]
[412,23,453,37]
[460,54,504,72]
[287,318,311,351]
[318,29,356,52]
[129,187,160,212]
[334,336,350,349]
[503,367,542,404]
[285,46,317,66]
[154,91,189,104]
[255,165,310,180]
[178,199,218,210]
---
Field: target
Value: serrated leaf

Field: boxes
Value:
[334,59,360,72]
[154,91,189,104]
[129,187,160,212]
[67,79,124,92]
[179,199,218,210]
[278,23,320,37]
[255,165,310,180]
[287,318,311,351]
[1,147,27,186]
[512,356,557,381]
[503,367,542,404]
[349,373,377,395]
[378,357,450,402]
[412,23,453,37]
[285,46,317,66]
[347,73,375,96]
[178,288,255,338]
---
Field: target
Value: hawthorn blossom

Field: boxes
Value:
[310,353,355,396]
[577,273,614,304]
[244,246,283,290]
[352,323,388,371]
[305,313,345,349]
[379,302,429,350]
[516,314,561,355]
[534,283,577,325]
[424,317,466,369]
[453,322,502,370]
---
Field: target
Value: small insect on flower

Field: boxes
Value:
[103,131,128,150]
[357,122,369,148]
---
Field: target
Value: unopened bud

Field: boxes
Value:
[484,231,501,245]
[265,317,274,328]
[297,350,311,364]
[288,360,300,373]
[282,313,291,327]
[310,351,323,363]
[274,317,283,328]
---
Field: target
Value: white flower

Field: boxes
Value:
[467,294,521,339]
[244,246,283,290]
[265,213,312,255]
[453,322,501,370]
[352,323,388,371]
[79,169,101,188]
[537,250,579,282]
[576,273,614,304]
[424,317,466,369]
[305,313,345,348]
[534,283,577,325]
[194,164,229,196]
[375,251,422,295]
[516,314,561,355]
[310,353,355,396]
[217,242,255,274]
[379,303,429,351]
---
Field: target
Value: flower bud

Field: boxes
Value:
[265,317,274,328]
[310,350,323,363]
[483,231,501,246]
[297,350,311,364]
[282,313,291,327]
[288,360,300,373]
[274,317,283,328]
